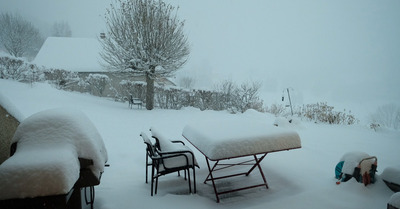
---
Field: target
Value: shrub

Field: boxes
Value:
[300,102,358,125]
[370,104,400,130]
[266,103,286,116]
[43,68,80,90]
[0,56,43,82]
[84,74,111,97]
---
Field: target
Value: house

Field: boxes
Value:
[33,37,175,97]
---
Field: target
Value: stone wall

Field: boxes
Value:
[0,105,19,164]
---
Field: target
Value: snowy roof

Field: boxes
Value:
[33,37,106,72]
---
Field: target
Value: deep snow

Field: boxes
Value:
[0,79,399,209]
[0,108,108,200]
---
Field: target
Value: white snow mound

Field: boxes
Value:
[382,166,400,185]
[389,192,400,208]
[0,108,108,200]
[182,117,301,160]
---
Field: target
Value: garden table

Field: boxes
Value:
[182,118,301,202]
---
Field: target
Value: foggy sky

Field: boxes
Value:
[1,0,399,116]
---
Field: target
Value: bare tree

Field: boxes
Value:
[100,0,190,110]
[178,76,196,89]
[370,104,400,130]
[0,13,43,58]
[51,21,72,37]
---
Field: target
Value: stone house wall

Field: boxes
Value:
[0,105,19,164]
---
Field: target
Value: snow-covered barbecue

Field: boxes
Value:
[0,108,108,208]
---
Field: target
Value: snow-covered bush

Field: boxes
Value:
[43,68,80,90]
[118,80,146,102]
[0,56,24,80]
[369,104,400,130]
[195,89,214,111]
[84,74,111,97]
[233,81,263,113]
[213,80,237,111]
[266,103,286,116]
[300,102,358,125]
[0,56,43,82]
[212,80,264,113]
[155,86,186,109]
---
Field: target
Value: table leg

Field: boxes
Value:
[205,157,220,203]
[254,154,269,189]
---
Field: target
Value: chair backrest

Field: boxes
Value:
[150,127,198,168]
[149,127,164,150]
[140,132,155,156]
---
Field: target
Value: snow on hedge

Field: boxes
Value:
[182,117,301,160]
[0,108,108,200]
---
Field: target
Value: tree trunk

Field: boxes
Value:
[146,68,155,110]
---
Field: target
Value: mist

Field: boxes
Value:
[1,0,399,119]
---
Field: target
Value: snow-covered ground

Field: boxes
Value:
[0,79,399,209]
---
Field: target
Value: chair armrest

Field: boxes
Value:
[155,148,194,166]
[171,140,185,145]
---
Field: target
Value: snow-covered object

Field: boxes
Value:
[182,118,301,160]
[389,193,400,208]
[0,108,108,200]
[150,127,197,168]
[382,166,400,186]
[0,92,25,121]
[339,151,371,175]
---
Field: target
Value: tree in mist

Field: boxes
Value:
[178,76,196,89]
[100,0,190,110]
[0,13,43,58]
[370,104,400,130]
[51,21,72,37]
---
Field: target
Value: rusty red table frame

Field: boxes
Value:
[183,134,300,202]
[203,153,269,202]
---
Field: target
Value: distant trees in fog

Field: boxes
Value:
[0,13,43,58]
[370,104,400,130]
[51,21,72,37]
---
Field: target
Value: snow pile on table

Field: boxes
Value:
[389,193,400,208]
[0,108,108,200]
[182,117,301,160]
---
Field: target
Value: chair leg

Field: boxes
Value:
[151,164,155,196]
[184,170,187,180]
[145,153,149,183]
[193,167,196,193]
[155,176,159,195]
[187,168,192,193]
